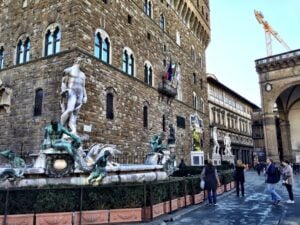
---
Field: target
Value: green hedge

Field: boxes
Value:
[1,172,234,215]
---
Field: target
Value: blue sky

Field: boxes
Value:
[206,0,300,106]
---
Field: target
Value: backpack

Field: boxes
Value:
[274,166,281,183]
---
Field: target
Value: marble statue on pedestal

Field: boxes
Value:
[224,133,232,156]
[60,57,87,135]
[190,113,204,152]
[0,79,12,113]
[212,126,220,155]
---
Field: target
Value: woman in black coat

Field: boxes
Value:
[201,160,221,205]
[235,159,245,197]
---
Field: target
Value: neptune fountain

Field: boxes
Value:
[0,57,175,187]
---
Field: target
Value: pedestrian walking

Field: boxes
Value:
[282,160,295,204]
[265,158,282,205]
[256,162,261,176]
[200,159,221,206]
[235,159,245,197]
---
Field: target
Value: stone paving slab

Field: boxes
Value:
[120,171,300,225]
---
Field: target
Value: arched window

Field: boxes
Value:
[200,97,204,113]
[160,14,165,30]
[0,47,4,69]
[122,50,128,72]
[45,26,61,56]
[198,53,202,68]
[144,0,152,17]
[24,38,30,62]
[94,30,110,63]
[94,33,101,58]
[16,38,30,64]
[143,105,148,128]
[33,88,43,116]
[193,73,197,84]
[191,46,195,61]
[16,40,24,64]
[193,92,197,109]
[128,54,134,76]
[144,62,153,86]
[102,38,109,62]
[148,2,152,17]
[106,93,114,119]
[122,48,134,76]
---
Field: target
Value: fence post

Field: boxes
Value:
[191,177,195,204]
[79,187,83,225]
[184,178,187,208]
[142,183,147,221]
[168,179,172,213]
[149,183,153,220]
[3,189,9,225]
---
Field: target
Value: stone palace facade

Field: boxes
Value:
[0,0,211,164]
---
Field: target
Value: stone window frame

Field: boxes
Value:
[94,28,111,64]
[105,87,117,120]
[0,46,4,69]
[43,23,61,57]
[159,14,165,31]
[16,36,30,65]
[122,47,135,76]
[33,88,43,117]
[143,60,154,87]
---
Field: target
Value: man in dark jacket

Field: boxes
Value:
[265,158,282,205]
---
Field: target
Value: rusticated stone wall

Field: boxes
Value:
[0,0,210,164]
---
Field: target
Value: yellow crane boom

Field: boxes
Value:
[254,10,291,56]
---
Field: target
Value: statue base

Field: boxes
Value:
[222,155,235,164]
[212,153,221,166]
[190,151,204,166]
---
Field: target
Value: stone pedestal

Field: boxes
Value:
[190,151,204,166]
[222,155,235,164]
[212,153,221,165]
[296,154,300,163]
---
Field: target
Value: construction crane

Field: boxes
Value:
[254,10,291,56]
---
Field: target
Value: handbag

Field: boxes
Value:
[200,179,205,189]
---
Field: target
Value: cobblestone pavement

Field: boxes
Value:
[123,171,300,225]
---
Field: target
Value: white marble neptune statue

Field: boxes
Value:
[60,57,87,134]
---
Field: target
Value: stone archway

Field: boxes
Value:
[255,49,300,162]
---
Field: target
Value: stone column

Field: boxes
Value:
[279,120,292,161]
[263,114,279,161]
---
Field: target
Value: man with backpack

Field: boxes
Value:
[265,158,282,205]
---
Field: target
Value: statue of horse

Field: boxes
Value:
[0,150,26,182]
